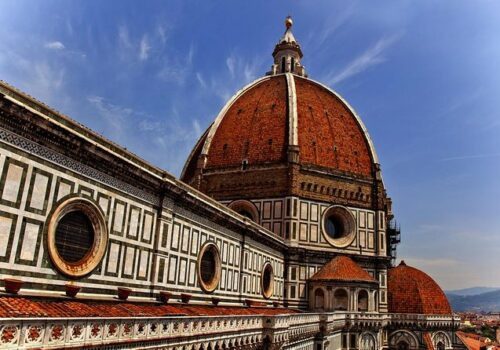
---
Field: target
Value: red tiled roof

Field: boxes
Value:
[456,332,485,350]
[0,296,299,318]
[294,76,373,177]
[205,75,288,169]
[388,261,452,315]
[309,256,377,283]
[456,332,500,350]
[182,74,376,185]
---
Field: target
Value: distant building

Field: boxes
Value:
[456,331,500,350]
[0,17,465,350]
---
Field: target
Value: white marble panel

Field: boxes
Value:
[20,222,39,261]
[123,246,135,275]
[128,208,140,238]
[143,213,153,241]
[29,173,49,210]
[138,250,148,278]
[107,242,120,274]
[113,202,125,232]
[2,163,23,202]
[0,216,13,257]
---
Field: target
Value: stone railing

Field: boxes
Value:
[0,312,324,349]
[0,312,461,349]
[0,315,264,349]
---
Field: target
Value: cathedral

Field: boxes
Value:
[0,17,464,350]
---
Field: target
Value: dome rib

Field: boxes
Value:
[180,124,211,182]
[294,75,379,166]
[201,76,271,157]
[285,73,299,147]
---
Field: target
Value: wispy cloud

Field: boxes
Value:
[306,7,355,49]
[157,43,195,85]
[440,153,500,162]
[404,257,460,268]
[226,56,236,78]
[157,24,168,45]
[118,25,132,49]
[44,41,65,50]
[87,95,134,139]
[203,52,264,102]
[139,35,151,61]
[196,72,207,89]
[325,33,403,85]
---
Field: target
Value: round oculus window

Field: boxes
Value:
[261,262,274,299]
[197,242,221,293]
[47,197,108,278]
[55,211,95,263]
[321,206,356,248]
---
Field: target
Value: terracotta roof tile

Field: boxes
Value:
[388,261,452,315]
[0,296,299,318]
[206,75,288,169]
[309,256,376,283]
[456,331,485,350]
[295,76,373,177]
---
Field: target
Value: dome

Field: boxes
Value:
[388,261,452,315]
[181,73,378,182]
[181,17,387,208]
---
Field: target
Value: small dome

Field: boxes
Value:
[309,256,377,283]
[388,261,452,315]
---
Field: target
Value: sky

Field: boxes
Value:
[0,0,499,290]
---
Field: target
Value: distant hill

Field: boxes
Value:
[446,287,500,297]
[447,289,500,312]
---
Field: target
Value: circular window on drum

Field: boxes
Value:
[47,197,108,278]
[261,262,274,299]
[197,242,221,293]
[321,206,356,248]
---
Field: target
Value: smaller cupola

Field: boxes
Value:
[268,16,307,77]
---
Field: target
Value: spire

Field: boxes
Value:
[268,16,307,77]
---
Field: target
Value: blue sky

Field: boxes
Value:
[1,1,499,290]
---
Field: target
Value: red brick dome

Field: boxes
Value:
[388,261,452,315]
[181,74,378,183]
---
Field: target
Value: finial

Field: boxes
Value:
[399,260,407,266]
[267,16,307,77]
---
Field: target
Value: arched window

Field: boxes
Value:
[397,341,409,350]
[360,333,376,350]
[358,290,369,312]
[291,57,295,73]
[333,288,349,311]
[437,342,445,350]
[281,57,286,73]
[373,291,378,312]
[314,288,325,310]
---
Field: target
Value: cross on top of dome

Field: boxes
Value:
[268,16,307,77]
